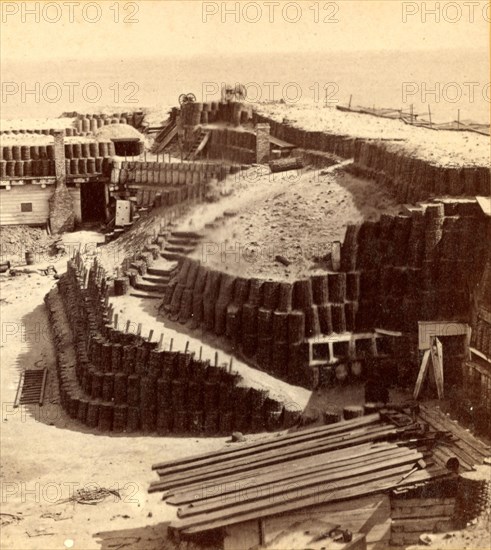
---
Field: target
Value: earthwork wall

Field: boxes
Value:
[253,113,491,201]
[163,200,489,394]
[45,256,298,435]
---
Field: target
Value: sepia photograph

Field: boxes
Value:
[0,1,490,549]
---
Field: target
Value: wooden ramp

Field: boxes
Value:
[152,122,178,154]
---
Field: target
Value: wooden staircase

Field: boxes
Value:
[184,130,210,161]
[151,120,178,154]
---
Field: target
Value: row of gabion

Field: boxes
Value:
[0,157,112,178]
[115,161,239,186]
[51,258,298,435]
[162,258,365,389]
[1,141,114,161]
[181,101,252,127]
[350,140,490,201]
[1,127,78,136]
[343,203,486,332]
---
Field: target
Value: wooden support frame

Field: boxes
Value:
[413,336,444,400]
[307,331,386,367]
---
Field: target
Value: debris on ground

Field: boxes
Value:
[58,487,121,506]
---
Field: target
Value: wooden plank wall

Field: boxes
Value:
[224,495,390,550]
[0,186,81,225]
[0,186,54,226]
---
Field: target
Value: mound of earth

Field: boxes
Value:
[95,123,144,141]
[256,103,489,167]
[0,225,57,263]
[190,165,403,280]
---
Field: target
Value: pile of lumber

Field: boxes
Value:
[149,413,451,536]
[418,404,491,471]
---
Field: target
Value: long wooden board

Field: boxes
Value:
[168,445,407,506]
[173,463,416,534]
[152,427,399,492]
[152,414,382,471]
[167,443,400,504]
[154,423,392,480]
[180,467,449,535]
[177,451,422,517]
[153,422,393,483]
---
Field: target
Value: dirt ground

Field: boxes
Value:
[1,105,489,548]
[0,230,311,550]
[188,163,403,280]
[256,103,489,167]
[1,227,491,550]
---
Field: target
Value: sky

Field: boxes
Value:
[1,0,489,63]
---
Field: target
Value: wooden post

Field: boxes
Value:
[158,333,164,350]
[199,346,203,360]
[137,323,142,336]
[414,349,431,399]
[348,94,353,109]
[428,105,432,128]
[148,329,154,342]
[169,338,174,351]
[457,109,460,129]
[125,320,131,333]
[214,351,218,367]
[410,104,414,125]
[114,313,119,329]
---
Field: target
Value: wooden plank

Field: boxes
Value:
[165,442,385,499]
[391,504,454,519]
[152,426,399,492]
[167,443,400,504]
[176,464,413,532]
[431,337,444,399]
[391,517,453,532]
[177,464,427,535]
[413,350,430,399]
[155,423,392,481]
[419,405,490,455]
[177,451,422,518]
[152,414,382,471]
[391,497,455,508]
[14,372,25,408]
[172,447,414,507]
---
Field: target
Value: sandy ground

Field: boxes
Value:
[256,103,490,167]
[0,117,76,133]
[188,163,403,280]
[0,243,273,550]
[0,228,311,550]
[102,152,402,283]
[109,294,311,409]
[2,228,491,550]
